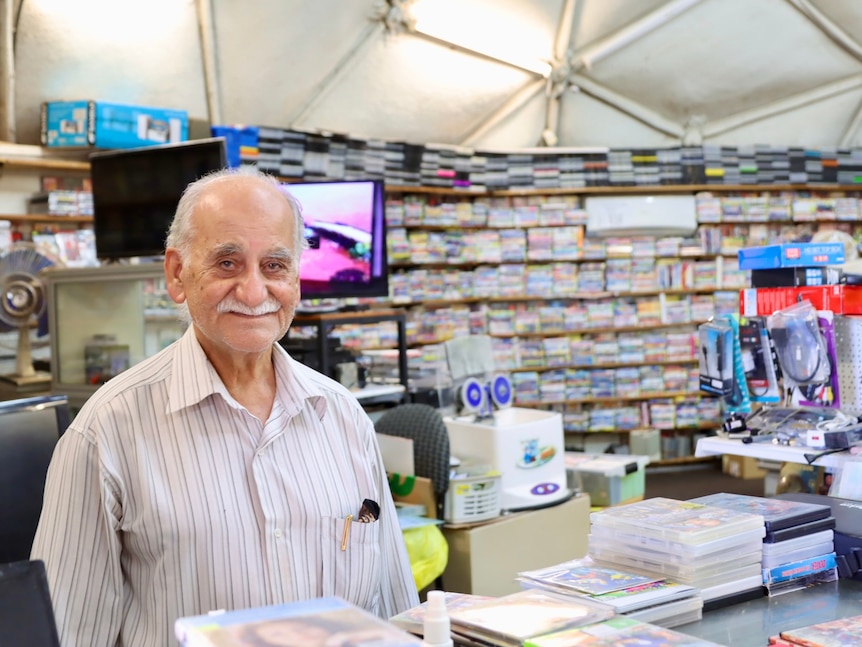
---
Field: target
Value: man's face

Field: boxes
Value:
[164,177,301,359]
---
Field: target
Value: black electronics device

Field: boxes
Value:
[764,515,836,543]
[775,492,862,580]
[750,267,840,287]
[90,137,228,260]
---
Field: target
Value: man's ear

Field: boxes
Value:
[163,248,187,304]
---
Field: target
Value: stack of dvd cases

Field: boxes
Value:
[692,493,837,597]
[588,497,765,609]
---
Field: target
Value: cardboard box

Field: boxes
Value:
[41,100,188,148]
[739,285,862,316]
[737,242,845,270]
[441,493,590,596]
[722,454,767,480]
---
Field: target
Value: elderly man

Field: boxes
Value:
[32,166,417,647]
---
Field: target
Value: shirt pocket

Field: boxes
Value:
[321,515,382,614]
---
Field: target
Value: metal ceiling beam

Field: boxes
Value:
[553,0,577,62]
[543,0,703,145]
[195,0,222,126]
[460,78,546,147]
[542,0,579,146]
[568,73,685,138]
[840,98,862,148]
[569,0,705,70]
[410,30,549,76]
[0,0,15,142]
[289,21,383,128]
[703,74,862,138]
[785,0,862,63]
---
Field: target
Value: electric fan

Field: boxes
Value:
[0,244,56,386]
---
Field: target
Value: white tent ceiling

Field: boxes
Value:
[8,0,862,153]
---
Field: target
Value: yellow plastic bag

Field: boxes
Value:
[402,524,448,591]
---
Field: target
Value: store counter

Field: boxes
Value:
[678,579,862,647]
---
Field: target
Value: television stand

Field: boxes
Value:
[337,304,371,313]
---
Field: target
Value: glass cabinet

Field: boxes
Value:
[42,263,186,409]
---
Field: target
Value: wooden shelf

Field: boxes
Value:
[390,253,737,268]
[515,390,706,406]
[513,358,699,373]
[0,214,93,224]
[564,422,718,435]
[392,289,731,311]
[385,182,862,197]
[0,156,90,172]
[493,321,707,340]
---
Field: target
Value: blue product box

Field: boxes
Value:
[41,100,188,148]
[211,125,259,168]
[737,242,845,270]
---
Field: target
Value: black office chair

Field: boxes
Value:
[0,394,70,564]
[0,560,61,646]
[375,403,450,519]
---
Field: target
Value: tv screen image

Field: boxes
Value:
[89,137,228,260]
[284,179,389,301]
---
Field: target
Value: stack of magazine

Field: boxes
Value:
[435,588,615,647]
[691,492,837,597]
[523,615,725,646]
[515,556,702,628]
[587,497,766,609]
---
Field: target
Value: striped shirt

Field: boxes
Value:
[31,326,419,647]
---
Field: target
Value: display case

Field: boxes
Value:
[42,263,186,409]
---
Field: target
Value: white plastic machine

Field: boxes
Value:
[444,407,570,512]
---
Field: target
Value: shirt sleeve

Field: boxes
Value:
[30,426,124,647]
[361,412,421,618]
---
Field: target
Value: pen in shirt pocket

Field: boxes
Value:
[341,499,380,551]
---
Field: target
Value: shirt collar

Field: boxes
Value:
[166,326,327,422]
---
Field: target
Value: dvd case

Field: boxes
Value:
[523,615,724,647]
[779,612,862,646]
[690,492,831,532]
[590,497,765,545]
[446,588,615,647]
[174,596,423,647]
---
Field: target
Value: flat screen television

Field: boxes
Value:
[89,137,228,260]
[284,179,389,301]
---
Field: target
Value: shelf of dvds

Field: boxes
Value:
[383,183,862,464]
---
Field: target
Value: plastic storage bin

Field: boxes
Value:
[444,467,502,524]
[564,452,650,507]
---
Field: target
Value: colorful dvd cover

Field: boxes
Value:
[762,552,837,585]
[518,557,661,596]
[690,492,831,532]
[779,613,862,647]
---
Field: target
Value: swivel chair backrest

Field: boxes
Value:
[0,394,70,564]
[375,403,450,518]
[0,559,61,646]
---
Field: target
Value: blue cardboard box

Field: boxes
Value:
[41,100,188,148]
[737,242,845,270]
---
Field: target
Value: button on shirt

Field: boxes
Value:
[31,327,418,647]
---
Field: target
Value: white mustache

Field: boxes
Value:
[216,297,282,316]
